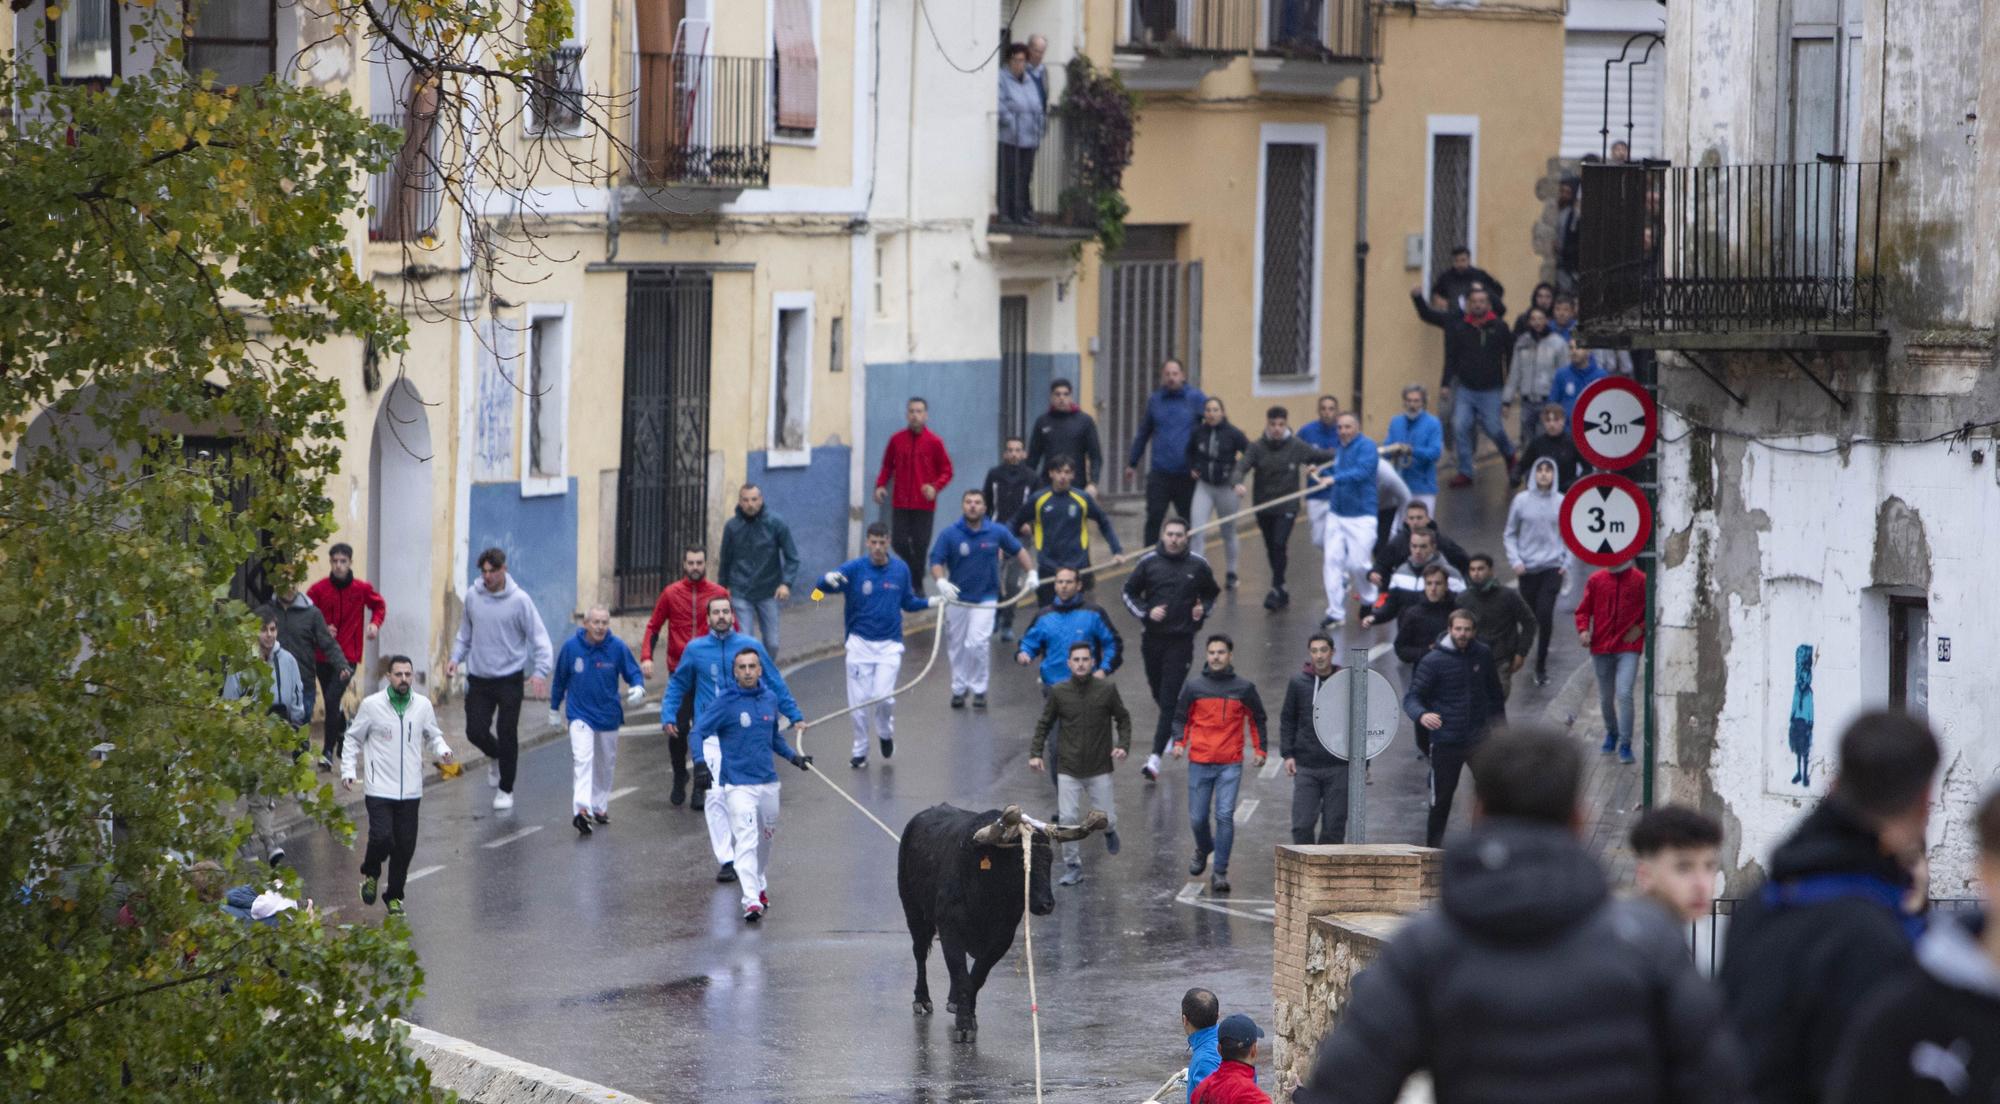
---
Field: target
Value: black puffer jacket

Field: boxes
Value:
[1720,797,1917,1104]
[1185,420,1250,486]
[1829,912,2000,1104]
[1278,664,1345,771]
[1027,406,1105,487]
[1400,635,1504,746]
[1296,819,1745,1104]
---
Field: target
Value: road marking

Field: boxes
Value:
[1173,881,1277,924]
[407,865,446,882]
[483,825,544,849]
[1235,799,1259,823]
[606,786,639,803]
[1259,757,1283,780]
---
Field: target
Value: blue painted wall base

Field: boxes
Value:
[468,480,578,639]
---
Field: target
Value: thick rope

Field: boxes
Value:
[1021,826,1045,1104]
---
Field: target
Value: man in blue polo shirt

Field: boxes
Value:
[1296,395,1344,558]
[819,523,940,769]
[1313,413,1380,628]
[930,488,1037,711]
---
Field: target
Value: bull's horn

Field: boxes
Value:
[1045,809,1110,842]
[971,805,1025,845]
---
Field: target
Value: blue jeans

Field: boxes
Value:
[730,596,784,660]
[1451,386,1515,477]
[1593,651,1640,746]
[1187,762,1243,872]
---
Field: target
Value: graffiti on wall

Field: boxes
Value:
[472,319,519,482]
[1787,644,1815,787]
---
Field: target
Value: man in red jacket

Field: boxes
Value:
[873,397,954,584]
[1193,1014,1272,1104]
[307,543,386,770]
[1576,558,1646,764]
[641,545,732,806]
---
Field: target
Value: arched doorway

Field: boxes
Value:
[368,378,435,688]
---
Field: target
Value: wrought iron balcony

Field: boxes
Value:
[989,109,1097,243]
[368,110,442,242]
[632,53,770,190]
[1121,0,1257,55]
[1578,160,1889,350]
[1260,0,1371,61]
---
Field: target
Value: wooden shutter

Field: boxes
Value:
[772,0,817,132]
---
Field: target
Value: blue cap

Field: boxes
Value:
[1216,1013,1264,1046]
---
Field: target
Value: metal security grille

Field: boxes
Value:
[1098,259,1202,498]
[615,271,712,612]
[1259,143,1315,380]
[1428,135,1472,284]
[998,295,1030,443]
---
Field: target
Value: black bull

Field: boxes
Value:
[897,803,1108,1042]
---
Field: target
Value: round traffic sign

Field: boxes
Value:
[1312,668,1401,762]
[1561,472,1653,567]
[1571,376,1658,470]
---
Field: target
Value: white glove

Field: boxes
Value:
[936,578,962,602]
[927,595,946,608]
[547,711,564,729]
[1023,570,1040,593]
[625,684,645,704]
[823,571,847,588]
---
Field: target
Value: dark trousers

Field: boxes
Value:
[1427,740,1476,847]
[1142,632,1196,757]
[463,672,525,792]
[1143,471,1198,549]
[890,508,935,589]
[1518,568,1562,674]
[1256,509,1297,589]
[669,692,695,783]
[316,662,350,760]
[1291,763,1350,844]
[361,795,422,902]
[997,142,1038,222]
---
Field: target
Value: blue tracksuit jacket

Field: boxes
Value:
[1126,385,1209,475]
[660,630,802,725]
[928,516,1023,603]
[690,681,802,786]
[1312,435,1380,518]
[1384,411,1444,494]
[1017,598,1119,685]
[550,628,644,731]
[1297,419,1342,503]
[821,555,930,642]
[1552,359,1609,420]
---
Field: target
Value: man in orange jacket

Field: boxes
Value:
[1576,558,1646,764]
[640,546,732,806]
[1170,634,1268,894]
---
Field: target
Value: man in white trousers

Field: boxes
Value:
[548,606,646,836]
[662,595,803,883]
[818,523,940,769]
[1314,413,1381,628]
[1298,395,1344,552]
[929,488,1036,710]
[690,648,814,922]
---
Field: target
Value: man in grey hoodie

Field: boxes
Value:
[446,547,554,810]
[1504,457,1566,687]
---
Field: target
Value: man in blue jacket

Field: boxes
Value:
[819,523,939,769]
[1313,413,1381,628]
[1552,339,1609,422]
[930,488,1037,710]
[1383,385,1444,524]
[1125,359,1208,547]
[548,606,646,836]
[1297,395,1344,556]
[689,647,813,922]
[662,594,804,882]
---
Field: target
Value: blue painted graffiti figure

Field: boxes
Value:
[1788,644,1814,787]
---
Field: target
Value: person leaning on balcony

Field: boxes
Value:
[996,43,1044,225]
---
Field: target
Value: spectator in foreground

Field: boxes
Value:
[1720,710,1940,1104]
[1294,728,1743,1104]
[1181,987,1222,1102]
[1630,804,1724,925]
[1194,1014,1271,1104]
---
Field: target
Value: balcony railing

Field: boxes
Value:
[633,53,770,190]
[368,111,442,242]
[1122,0,1257,54]
[1263,0,1371,61]
[991,110,1093,234]
[1579,160,1888,340]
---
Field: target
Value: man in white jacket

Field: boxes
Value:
[341,655,453,914]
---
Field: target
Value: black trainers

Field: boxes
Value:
[850,755,867,769]
[573,812,593,836]
[1105,830,1121,855]
[360,876,378,906]
[950,693,966,709]
[972,693,988,709]
[593,810,610,825]
[1226,572,1239,589]
[1211,872,1232,894]
[880,737,895,760]
[670,776,687,806]
[1189,851,1210,877]
[717,862,738,883]
[316,756,333,772]
[744,904,763,923]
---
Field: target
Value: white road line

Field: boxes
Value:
[1235,798,1259,824]
[1259,757,1283,781]
[1172,882,1277,924]
[406,864,446,882]
[482,825,544,849]
[1175,880,1203,903]
[605,786,639,803]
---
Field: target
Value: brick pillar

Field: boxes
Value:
[1272,845,1441,1063]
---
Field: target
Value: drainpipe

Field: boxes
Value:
[1348,13,1374,415]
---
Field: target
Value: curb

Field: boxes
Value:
[403,1020,652,1104]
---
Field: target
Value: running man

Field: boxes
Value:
[930,488,1035,709]
[446,547,553,811]
[689,648,814,923]
[341,655,453,915]
[1313,413,1380,627]
[549,606,646,835]
[819,523,939,768]
[1010,456,1124,606]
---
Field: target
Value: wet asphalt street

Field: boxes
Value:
[278,471,1589,1102]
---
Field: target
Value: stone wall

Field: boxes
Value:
[402,1021,653,1104]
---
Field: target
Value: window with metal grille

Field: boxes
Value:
[1259,143,1316,380]
[186,0,276,88]
[998,295,1030,442]
[1427,134,1472,287]
[530,45,587,135]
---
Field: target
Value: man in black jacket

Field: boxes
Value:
[1721,710,1939,1104]
[1401,610,1504,846]
[1514,403,1584,490]
[1370,499,1472,586]
[1123,517,1220,782]
[983,436,1038,640]
[1233,405,1335,611]
[1413,284,1516,488]
[1428,245,1507,312]
[1279,633,1346,844]
[1457,554,1538,700]
[1026,379,1105,492]
[1295,728,1743,1104]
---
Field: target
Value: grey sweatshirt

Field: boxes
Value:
[451,576,555,679]
[1504,458,1567,571]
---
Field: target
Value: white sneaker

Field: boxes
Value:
[493,790,514,811]
[486,763,500,788]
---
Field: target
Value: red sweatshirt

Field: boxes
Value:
[1575,565,1647,655]
[875,427,954,511]
[1193,1061,1271,1104]
[641,578,732,669]
[306,575,386,665]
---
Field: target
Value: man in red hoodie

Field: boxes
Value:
[1193,1014,1272,1104]
[640,546,732,806]
[307,543,386,771]
[873,397,954,585]
[1576,558,1646,764]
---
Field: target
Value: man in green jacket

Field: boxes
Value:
[1030,641,1132,884]
[1456,553,1538,700]
[717,484,802,659]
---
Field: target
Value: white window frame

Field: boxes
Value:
[524,0,589,139]
[1250,122,1326,398]
[765,291,815,468]
[1421,114,1482,295]
[519,303,571,497]
[766,0,820,146]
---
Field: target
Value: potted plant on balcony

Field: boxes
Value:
[1058,56,1138,255]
